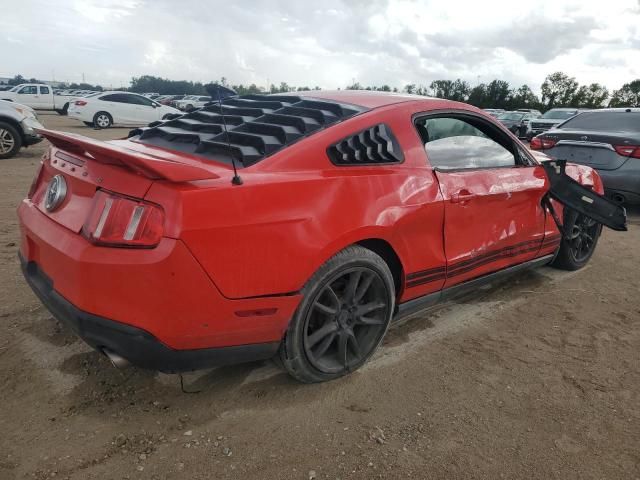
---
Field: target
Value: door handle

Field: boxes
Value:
[451,189,474,203]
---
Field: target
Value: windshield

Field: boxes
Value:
[541,110,578,120]
[9,86,19,92]
[498,112,525,121]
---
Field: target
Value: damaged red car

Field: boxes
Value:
[18,91,626,383]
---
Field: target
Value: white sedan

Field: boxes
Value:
[67,91,181,128]
[175,95,212,111]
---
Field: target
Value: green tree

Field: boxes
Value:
[8,75,25,86]
[430,79,470,101]
[570,83,609,108]
[609,80,640,107]
[541,72,579,109]
[509,84,540,110]
[467,84,488,108]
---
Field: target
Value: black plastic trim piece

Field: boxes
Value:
[130,95,368,167]
[20,255,279,373]
[327,123,404,166]
[541,159,627,231]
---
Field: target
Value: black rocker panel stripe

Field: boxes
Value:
[405,235,561,288]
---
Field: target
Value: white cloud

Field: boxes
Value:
[0,0,638,92]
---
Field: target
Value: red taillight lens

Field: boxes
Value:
[82,190,164,248]
[614,145,640,159]
[74,100,87,106]
[530,137,557,150]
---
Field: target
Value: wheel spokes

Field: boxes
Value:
[303,267,389,374]
[354,272,374,303]
[345,270,361,303]
[355,301,386,317]
[314,332,337,358]
[356,315,385,326]
[338,331,348,368]
[307,322,338,348]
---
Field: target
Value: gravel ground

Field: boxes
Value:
[0,113,638,480]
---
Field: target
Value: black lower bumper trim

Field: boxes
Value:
[20,255,279,373]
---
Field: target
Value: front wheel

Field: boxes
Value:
[551,209,602,271]
[279,246,395,383]
[0,122,22,159]
[93,112,112,129]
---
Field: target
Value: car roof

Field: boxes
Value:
[294,89,438,109]
[579,107,640,113]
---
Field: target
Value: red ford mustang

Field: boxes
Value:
[18,91,626,383]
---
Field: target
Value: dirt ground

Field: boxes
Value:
[0,113,639,480]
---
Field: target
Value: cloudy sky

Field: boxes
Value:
[1,0,639,93]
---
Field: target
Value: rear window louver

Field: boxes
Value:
[327,124,404,166]
[129,94,367,167]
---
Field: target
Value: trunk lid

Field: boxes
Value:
[30,129,225,233]
[544,130,636,170]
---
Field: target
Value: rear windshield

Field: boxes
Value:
[559,112,640,133]
[541,110,578,120]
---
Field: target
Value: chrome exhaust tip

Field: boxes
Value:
[103,349,130,369]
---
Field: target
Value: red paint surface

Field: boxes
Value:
[19,92,603,350]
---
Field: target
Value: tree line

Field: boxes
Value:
[3,72,639,110]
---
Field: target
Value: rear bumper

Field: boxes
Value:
[20,255,279,372]
[18,199,301,353]
[24,133,43,146]
[597,167,640,205]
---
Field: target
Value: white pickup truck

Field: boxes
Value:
[0,84,76,115]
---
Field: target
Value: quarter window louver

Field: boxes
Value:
[327,124,404,166]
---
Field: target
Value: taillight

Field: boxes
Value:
[74,100,87,106]
[530,137,557,150]
[82,190,164,248]
[614,145,640,159]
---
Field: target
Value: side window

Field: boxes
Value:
[40,86,50,95]
[99,94,120,102]
[125,94,154,106]
[18,86,38,95]
[415,116,516,170]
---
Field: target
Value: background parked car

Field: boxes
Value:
[0,99,44,159]
[497,111,539,138]
[0,83,74,114]
[483,108,505,118]
[162,94,186,106]
[516,108,542,116]
[175,95,211,111]
[67,91,180,128]
[527,108,585,140]
[531,108,640,204]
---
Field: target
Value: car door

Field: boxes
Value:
[124,94,161,125]
[15,85,39,108]
[415,112,549,288]
[38,85,52,109]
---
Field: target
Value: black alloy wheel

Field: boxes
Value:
[551,209,602,271]
[279,245,395,383]
[303,267,389,374]
[567,214,599,263]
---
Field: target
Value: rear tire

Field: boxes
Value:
[279,245,395,383]
[93,112,112,129]
[551,209,602,271]
[0,122,22,159]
